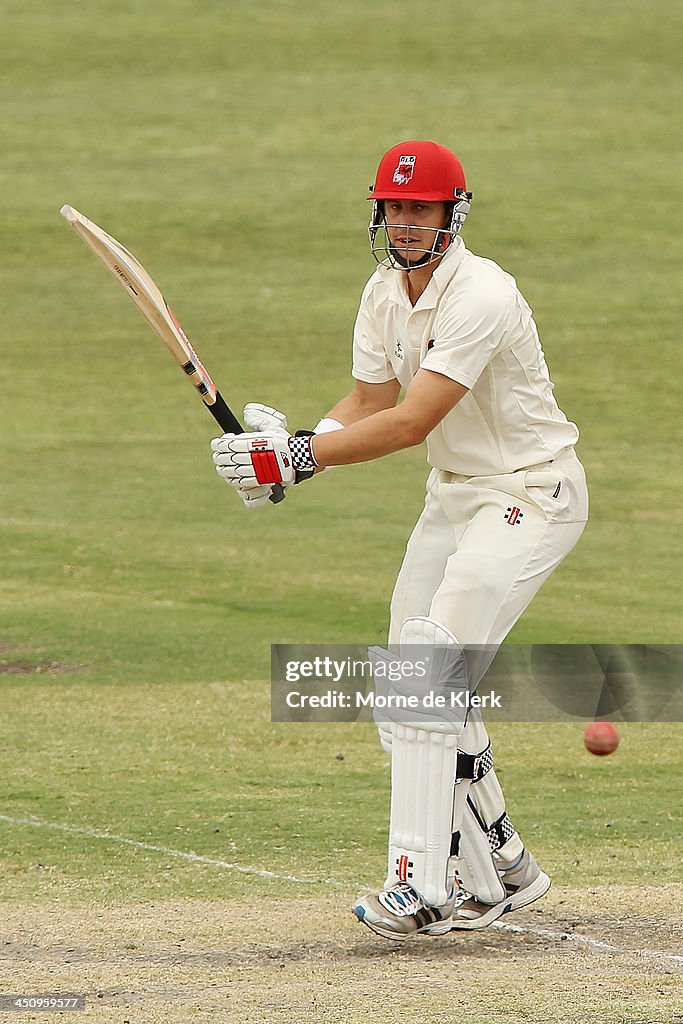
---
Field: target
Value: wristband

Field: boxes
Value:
[314,417,344,435]
[290,430,317,483]
[313,416,343,474]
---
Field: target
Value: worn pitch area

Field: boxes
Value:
[2,887,681,1024]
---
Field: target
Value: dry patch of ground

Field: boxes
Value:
[1,886,681,1024]
[0,659,82,676]
[0,642,83,676]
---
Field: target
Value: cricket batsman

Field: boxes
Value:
[210,141,589,939]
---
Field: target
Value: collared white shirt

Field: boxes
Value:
[352,238,579,475]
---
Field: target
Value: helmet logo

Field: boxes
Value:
[392,155,416,186]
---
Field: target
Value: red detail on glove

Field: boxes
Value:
[252,449,282,484]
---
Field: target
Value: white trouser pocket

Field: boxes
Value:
[522,450,589,524]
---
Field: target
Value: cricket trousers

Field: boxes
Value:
[387,446,589,867]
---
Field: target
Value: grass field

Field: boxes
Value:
[1,1,681,1022]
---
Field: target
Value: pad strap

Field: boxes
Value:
[456,742,493,783]
[486,812,516,853]
[449,797,507,903]
[466,797,516,854]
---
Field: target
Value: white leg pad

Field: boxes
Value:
[386,723,459,907]
[453,797,506,903]
[382,615,467,907]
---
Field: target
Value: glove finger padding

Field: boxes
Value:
[243,403,288,433]
[213,447,261,489]
[216,468,277,509]
[238,484,273,509]
[213,450,259,468]
[215,461,276,490]
[210,433,237,452]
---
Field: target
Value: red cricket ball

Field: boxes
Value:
[583,721,620,756]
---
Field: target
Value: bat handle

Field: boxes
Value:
[210,391,286,505]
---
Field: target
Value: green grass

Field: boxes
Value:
[0,0,681,920]
[1,676,679,903]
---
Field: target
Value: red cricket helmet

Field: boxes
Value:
[369,140,468,201]
[368,141,472,270]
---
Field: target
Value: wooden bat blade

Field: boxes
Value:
[60,204,218,405]
[60,205,285,502]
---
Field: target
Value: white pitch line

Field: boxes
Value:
[492,920,683,966]
[0,813,344,887]
[2,813,681,968]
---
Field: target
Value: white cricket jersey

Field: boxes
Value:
[352,237,580,476]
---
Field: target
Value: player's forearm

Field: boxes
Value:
[324,379,401,427]
[311,406,425,467]
[323,393,368,426]
[212,373,466,495]
[312,371,468,468]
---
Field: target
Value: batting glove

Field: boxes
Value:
[243,402,288,433]
[212,429,296,489]
[211,429,317,490]
[207,405,290,509]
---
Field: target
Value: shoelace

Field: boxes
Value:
[454,886,474,908]
[377,883,424,917]
[378,883,458,918]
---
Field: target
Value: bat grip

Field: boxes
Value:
[268,483,287,503]
[210,391,286,505]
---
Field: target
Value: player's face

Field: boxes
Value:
[383,200,450,264]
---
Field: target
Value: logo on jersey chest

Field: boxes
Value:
[504,506,524,525]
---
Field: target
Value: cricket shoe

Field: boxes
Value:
[450,849,551,931]
[352,882,456,941]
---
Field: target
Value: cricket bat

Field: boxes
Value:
[60,205,285,503]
